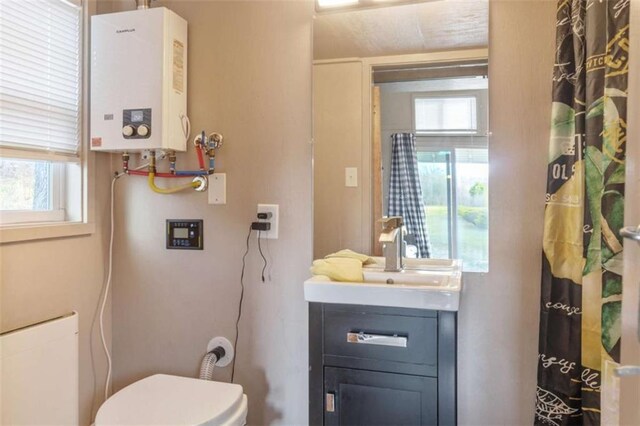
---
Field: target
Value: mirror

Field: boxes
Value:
[312,1,489,271]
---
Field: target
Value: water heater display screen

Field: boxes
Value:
[131,110,144,122]
[174,228,189,239]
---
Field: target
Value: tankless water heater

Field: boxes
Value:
[90,7,187,152]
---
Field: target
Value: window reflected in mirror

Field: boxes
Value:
[377,75,488,272]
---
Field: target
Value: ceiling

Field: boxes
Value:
[313,0,488,60]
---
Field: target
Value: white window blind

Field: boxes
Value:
[0,0,82,158]
[415,96,477,133]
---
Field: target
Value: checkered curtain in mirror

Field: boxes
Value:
[388,133,431,258]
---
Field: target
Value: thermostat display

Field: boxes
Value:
[167,219,203,250]
[174,228,189,239]
[131,110,144,122]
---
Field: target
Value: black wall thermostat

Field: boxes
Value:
[167,220,203,250]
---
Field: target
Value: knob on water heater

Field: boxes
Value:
[137,124,150,137]
[122,125,135,137]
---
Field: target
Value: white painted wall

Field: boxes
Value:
[313,61,365,257]
[99,1,314,425]
[454,2,557,424]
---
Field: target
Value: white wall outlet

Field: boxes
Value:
[257,204,279,239]
[206,336,234,367]
[345,167,358,187]
[208,173,226,204]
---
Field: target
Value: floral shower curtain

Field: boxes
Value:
[536,1,629,425]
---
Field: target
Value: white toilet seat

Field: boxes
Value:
[95,374,247,426]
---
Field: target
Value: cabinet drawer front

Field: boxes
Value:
[324,367,438,426]
[323,308,438,376]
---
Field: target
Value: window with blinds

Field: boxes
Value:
[0,0,82,156]
[414,95,478,135]
[0,0,83,225]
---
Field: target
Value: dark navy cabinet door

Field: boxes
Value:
[324,367,437,426]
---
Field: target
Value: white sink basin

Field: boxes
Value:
[304,257,462,311]
[366,256,461,272]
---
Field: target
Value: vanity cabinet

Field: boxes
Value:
[309,303,457,426]
[323,367,438,425]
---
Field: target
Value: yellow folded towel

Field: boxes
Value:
[310,258,363,282]
[310,249,375,282]
[324,249,376,265]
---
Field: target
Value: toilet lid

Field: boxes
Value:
[95,374,245,425]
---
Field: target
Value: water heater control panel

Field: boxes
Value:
[122,108,152,139]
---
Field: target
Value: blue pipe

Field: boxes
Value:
[175,170,209,176]
[208,137,216,172]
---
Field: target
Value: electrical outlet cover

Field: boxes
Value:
[257,204,279,239]
[208,173,226,204]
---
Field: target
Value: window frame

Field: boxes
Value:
[414,148,457,259]
[415,145,489,272]
[0,160,66,225]
[0,0,95,243]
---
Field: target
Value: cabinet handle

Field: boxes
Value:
[347,332,408,347]
[326,392,335,412]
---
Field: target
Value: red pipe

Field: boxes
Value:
[196,144,206,170]
[126,170,147,176]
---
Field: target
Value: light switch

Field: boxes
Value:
[345,167,358,187]
[208,173,226,204]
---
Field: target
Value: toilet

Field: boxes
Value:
[95,374,248,425]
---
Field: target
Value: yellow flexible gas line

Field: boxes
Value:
[148,172,199,194]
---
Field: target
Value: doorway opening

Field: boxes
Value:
[372,63,489,272]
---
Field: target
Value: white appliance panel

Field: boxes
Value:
[90,8,187,152]
[0,313,79,425]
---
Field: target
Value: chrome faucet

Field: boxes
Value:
[378,216,405,272]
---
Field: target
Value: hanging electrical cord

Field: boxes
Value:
[231,225,253,383]
[257,231,268,283]
[264,237,273,282]
[98,172,124,404]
